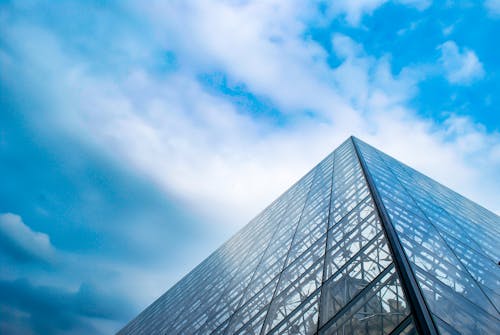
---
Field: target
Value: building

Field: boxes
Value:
[118,137,499,335]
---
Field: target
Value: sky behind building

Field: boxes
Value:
[1,1,499,334]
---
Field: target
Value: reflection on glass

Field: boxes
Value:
[120,138,499,335]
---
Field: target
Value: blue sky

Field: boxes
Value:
[1,1,499,334]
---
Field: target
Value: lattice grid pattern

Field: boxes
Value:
[119,137,499,335]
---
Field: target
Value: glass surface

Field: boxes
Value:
[318,266,410,335]
[355,138,500,334]
[119,137,499,335]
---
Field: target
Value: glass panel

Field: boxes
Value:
[225,277,278,334]
[355,138,500,333]
[119,139,419,335]
[267,290,320,335]
[320,232,393,326]
[319,266,410,335]
[394,318,418,335]
[325,210,382,280]
[262,258,324,333]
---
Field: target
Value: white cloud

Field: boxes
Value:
[485,0,500,16]
[438,40,485,85]
[332,33,364,59]
[0,213,55,262]
[442,24,454,36]
[397,19,424,36]
[3,1,498,225]
[326,0,389,26]
[134,1,346,114]
[397,0,431,11]
[324,0,430,26]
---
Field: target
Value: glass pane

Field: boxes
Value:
[319,266,410,335]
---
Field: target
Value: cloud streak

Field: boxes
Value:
[0,278,132,335]
[0,213,55,263]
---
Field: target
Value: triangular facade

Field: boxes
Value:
[118,137,499,335]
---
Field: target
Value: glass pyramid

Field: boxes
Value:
[118,137,499,335]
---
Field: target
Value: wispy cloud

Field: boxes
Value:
[324,0,431,26]
[3,0,499,252]
[485,0,500,16]
[0,213,55,263]
[438,40,485,85]
[326,0,389,26]
[0,278,132,335]
[5,1,491,223]
[0,212,139,334]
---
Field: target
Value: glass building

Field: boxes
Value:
[118,137,499,335]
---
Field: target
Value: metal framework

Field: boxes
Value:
[352,137,438,335]
[118,137,500,335]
